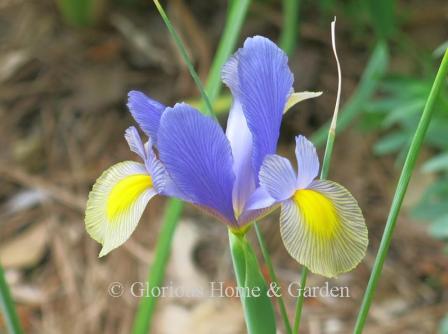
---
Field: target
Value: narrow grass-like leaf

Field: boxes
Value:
[294,18,342,333]
[254,224,292,334]
[0,264,23,334]
[152,0,213,116]
[132,2,250,333]
[292,266,308,333]
[229,231,276,334]
[252,3,300,331]
[131,200,182,334]
[367,0,396,41]
[202,0,251,109]
[188,93,232,115]
[353,48,448,334]
[311,41,389,147]
[279,0,300,56]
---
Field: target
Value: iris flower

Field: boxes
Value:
[85,36,367,277]
[247,135,368,277]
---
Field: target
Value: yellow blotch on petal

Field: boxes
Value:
[107,174,152,220]
[293,189,341,239]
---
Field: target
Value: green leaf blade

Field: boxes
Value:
[229,231,276,334]
[0,265,23,334]
[354,48,448,334]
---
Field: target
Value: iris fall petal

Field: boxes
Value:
[279,180,368,277]
[85,161,156,257]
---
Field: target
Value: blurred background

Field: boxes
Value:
[0,0,447,333]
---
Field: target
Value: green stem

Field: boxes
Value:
[311,41,389,148]
[0,265,23,334]
[254,223,292,334]
[353,48,448,334]
[293,123,335,331]
[293,19,342,333]
[132,2,250,333]
[293,267,308,333]
[132,199,183,334]
[320,128,336,179]
[279,0,300,56]
[202,0,251,108]
[294,117,336,332]
[152,0,214,117]
[229,231,276,334]
[248,3,300,331]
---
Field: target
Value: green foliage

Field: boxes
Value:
[202,0,251,110]
[366,0,396,40]
[254,224,292,334]
[56,0,104,27]
[316,0,396,41]
[0,265,23,334]
[440,315,448,334]
[312,41,389,147]
[423,153,448,173]
[293,267,308,333]
[132,200,183,334]
[354,48,448,333]
[229,232,277,334]
[280,0,300,56]
[152,0,213,116]
[363,50,448,240]
[430,216,448,239]
[412,177,448,223]
[295,20,343,333]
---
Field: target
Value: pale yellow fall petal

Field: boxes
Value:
[280,180,367,277]
[85,161,155,257]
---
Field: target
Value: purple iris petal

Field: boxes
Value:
[127,90,165,144]
[124,126,185,200]
[244,186,276,211]
[157,103,236,225]
[238,204,280,226]
[225,101,255,216]
[221,51,240,93]
[146,151,187,200]
[234,36,293,180]
[295,135,320,189]
[222,52,256,216]
[124,125,154,173]
[125,126,146,160]
[225,105,255,216]
[259,154,297,201]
